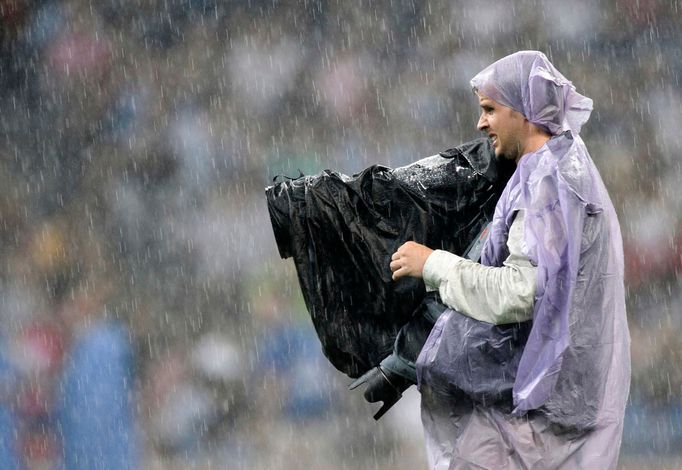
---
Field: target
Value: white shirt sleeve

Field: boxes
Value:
[422,210,536,325]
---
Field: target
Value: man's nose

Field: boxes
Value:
[477,114,488,132]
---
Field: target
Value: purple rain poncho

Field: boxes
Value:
[416,51,630,469]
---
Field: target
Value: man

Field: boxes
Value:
[390,51,630,469]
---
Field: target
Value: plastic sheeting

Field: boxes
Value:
[265,139,514,378]
[417,308,531,408]
[416,138,630,470]
[419,392,625,470]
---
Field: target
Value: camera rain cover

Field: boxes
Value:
[265,139,513,378]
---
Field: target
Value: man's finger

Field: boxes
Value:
[392,266,408,280]
[391,252,400,261]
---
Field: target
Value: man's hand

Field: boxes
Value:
[390,241,433,281]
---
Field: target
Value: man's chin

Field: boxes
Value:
[494,149,517,162]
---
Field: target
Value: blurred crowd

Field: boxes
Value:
[0,0,680,468]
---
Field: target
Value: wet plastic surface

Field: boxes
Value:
[265,139,514,378]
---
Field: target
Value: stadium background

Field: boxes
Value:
[1,0,680,468]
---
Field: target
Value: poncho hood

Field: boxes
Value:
[470,50,593,136]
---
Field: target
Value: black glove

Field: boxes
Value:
[349,366,412,420]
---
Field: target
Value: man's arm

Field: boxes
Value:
[392,211,535,325]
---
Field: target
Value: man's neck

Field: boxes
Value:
[517,134,551,164]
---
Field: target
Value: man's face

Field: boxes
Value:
[476,92,527,163]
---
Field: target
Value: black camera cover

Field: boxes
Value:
[265,138,515,378]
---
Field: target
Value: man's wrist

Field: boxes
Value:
[423,250,466,291]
